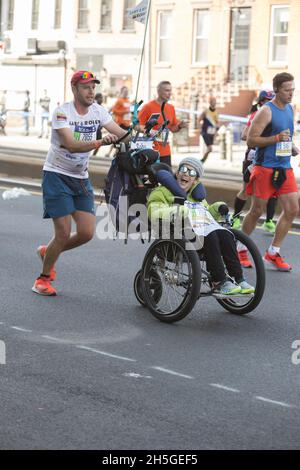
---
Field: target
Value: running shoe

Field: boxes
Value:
[262,220,276,234]
[231,216,241,230]
[37,245,56,281]
[213,279,242,296]
[238,280,255,294]
[32,277,57,296]
[263,251,291,272]
[238,249,253,268]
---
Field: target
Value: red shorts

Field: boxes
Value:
[246,166,298,200]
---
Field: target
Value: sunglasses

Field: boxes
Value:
[178,165,198,177]
[81,71,96,79]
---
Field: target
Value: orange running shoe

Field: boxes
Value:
[263,251,291,272]
[238,249,253,268]
[32,277,57,296]
[37,245,56,281]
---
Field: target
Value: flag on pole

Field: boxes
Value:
[127,0,149,24]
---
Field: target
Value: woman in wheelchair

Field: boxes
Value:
[147,157,255,296]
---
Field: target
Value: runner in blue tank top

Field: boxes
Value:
[241,72,299,272]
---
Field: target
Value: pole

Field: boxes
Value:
[134,0,152,104]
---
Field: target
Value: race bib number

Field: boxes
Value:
[184,201,219,237]
[207,126,216,135]
[275,141,292,157]
[73,124,96,143]
[130,138,153,150]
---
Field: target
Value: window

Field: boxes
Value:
[269,5,289,64]
[192,10,210,64]
[156,10,172,63]
[31,0,39,30]
[54,0,62,29]
[100,0,112,31]
[7,0,14,30]
[78,0,89,30]
[76,54,103,77]
[123,0,135,31]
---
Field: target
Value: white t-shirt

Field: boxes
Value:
[43,101,112,178]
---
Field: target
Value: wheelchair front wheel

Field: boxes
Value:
[216,229,265,315]
[133,269,163,307]
[141,239,201,323]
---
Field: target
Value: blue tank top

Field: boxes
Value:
[254,102,294,169]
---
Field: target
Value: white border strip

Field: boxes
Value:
[255,396,294,408]
[77,345,136,362]
[210,383,240,393]
[151,366,194,379]
[11,326,32,332]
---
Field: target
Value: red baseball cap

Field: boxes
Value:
[71,70,100,86]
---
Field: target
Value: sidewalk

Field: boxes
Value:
[1,128,300,179]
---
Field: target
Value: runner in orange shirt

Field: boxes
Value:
[111,86,131,130]
[138,81,189,167]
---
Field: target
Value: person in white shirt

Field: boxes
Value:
[32,70,127,296]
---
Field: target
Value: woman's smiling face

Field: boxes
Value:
[176,165,198,192]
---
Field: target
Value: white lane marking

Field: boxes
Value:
[77,345,136,362]
[11,326,33,332]
[210,383,240,393]
[41,335,61,341]
[255,396,294,408]
[123,372,152,379]
[151,366,194,379]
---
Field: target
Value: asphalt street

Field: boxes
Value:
[1,189,300,450]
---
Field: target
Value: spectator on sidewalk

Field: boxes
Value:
[23,90,30,136]
[0,90,7,114]
[199,96,219,164]
[93,93,104,156]
[138,81,189,167]
[0,90,7,135]
[38,89,51,139]
[32,70,128,296]
[111,86,131,131]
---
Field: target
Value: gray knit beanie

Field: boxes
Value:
[178,157,204,178]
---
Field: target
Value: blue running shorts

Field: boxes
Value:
[42,171,95,219]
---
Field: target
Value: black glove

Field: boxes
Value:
[174,196,186,205]
[218,204,229,216]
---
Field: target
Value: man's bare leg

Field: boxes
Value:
[271,192,299,248]
[41,211,95,275]
[242,195,267,235]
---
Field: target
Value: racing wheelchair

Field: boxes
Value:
[105,102,266,324]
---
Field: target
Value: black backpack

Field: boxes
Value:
[104,149,160,236]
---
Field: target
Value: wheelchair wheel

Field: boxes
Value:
[133,269,162,307]
[141,239,201,323]
[216,229,265,315]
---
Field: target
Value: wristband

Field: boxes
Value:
[275,134,280,143]
[93,140,102,149]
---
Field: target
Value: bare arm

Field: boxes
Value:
[104,120,129,139]
[170,120,189,133]
[241,125,249,141]
[247,106,291,148]
[292,143,300,156]
[57,127,118,153]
